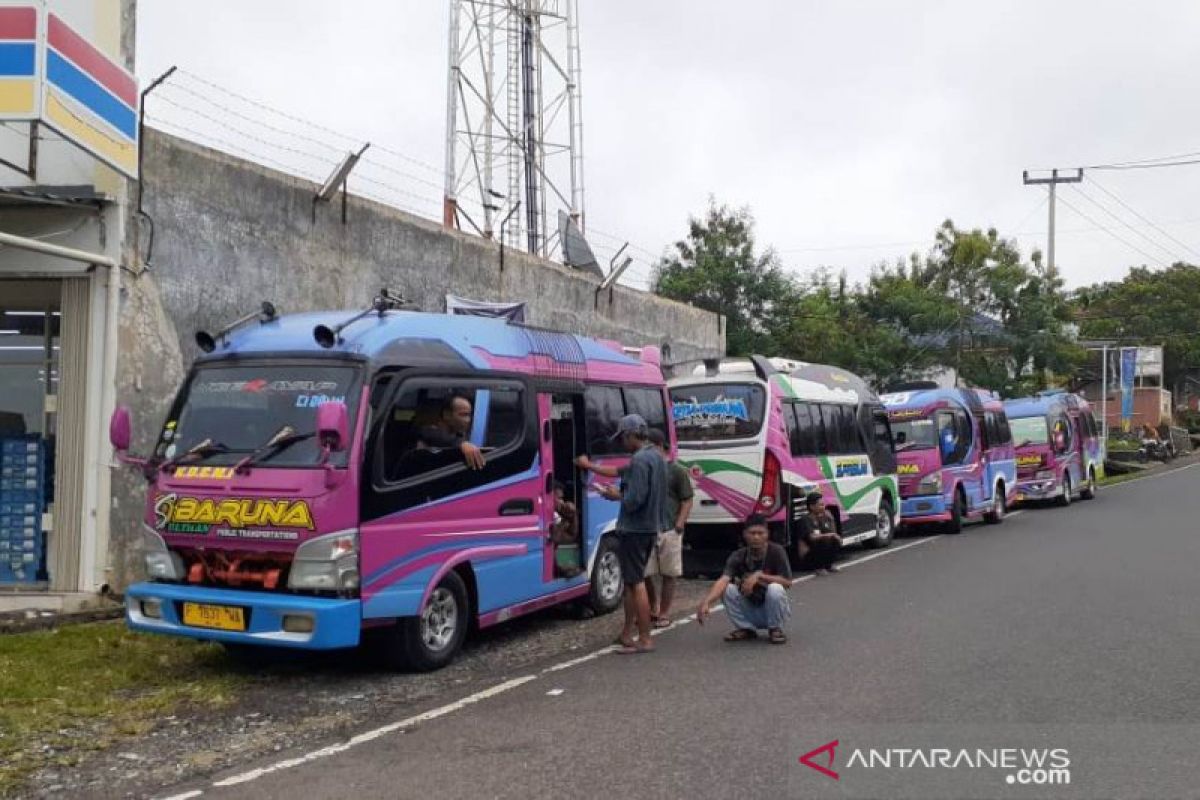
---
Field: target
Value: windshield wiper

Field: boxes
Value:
[160,438,230,472]
[1015,439,1034,448]
[232,426,317,473]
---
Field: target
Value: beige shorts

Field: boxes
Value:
[644,530,683,578]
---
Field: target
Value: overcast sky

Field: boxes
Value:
[137,1,1200,291]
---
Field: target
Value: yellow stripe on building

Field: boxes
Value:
[0,79,36,115]
[42,89,137,177]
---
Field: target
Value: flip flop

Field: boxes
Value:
[652,617,673,629]
[615,644,655,655]
[768,629,787,645]
[724,629,757,642]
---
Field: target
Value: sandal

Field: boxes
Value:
[616,643,655,655]
[724,629,757,642]
[768,628,787,645]
[652,616,673,629]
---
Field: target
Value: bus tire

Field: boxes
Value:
[1057,474,1072,507]
[864,498,895,549]
[1080,468,1097,500]
[390,570,469,672]
[945,489,965,534]
[984,484,1006,524]
[588,535,623,615]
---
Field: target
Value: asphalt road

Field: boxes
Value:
[157,464,1200,800]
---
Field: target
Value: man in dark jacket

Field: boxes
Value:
[798,491,842,574]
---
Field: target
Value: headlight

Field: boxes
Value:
[1036,470,1054,479]
[142,525,184,581]
[916,472,943,495]
[288,530,359,592]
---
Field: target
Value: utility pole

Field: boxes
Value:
[1022,168,1083,272]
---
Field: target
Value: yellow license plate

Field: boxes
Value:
[181,602,246,631]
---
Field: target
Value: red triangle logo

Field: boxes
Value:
[799,739,840,780]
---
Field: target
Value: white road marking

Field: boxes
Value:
[546,688,564,696]
[167,527,957,797]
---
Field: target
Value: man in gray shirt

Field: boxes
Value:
[585,414,667,654]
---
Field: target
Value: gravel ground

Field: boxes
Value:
[20,579,715,799]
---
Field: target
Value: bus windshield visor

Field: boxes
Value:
[1009,415,1050,448]
[670,383,765,442]
[891,417,937,451]
[157,364,361,467]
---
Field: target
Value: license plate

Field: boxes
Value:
[181,602,246,631]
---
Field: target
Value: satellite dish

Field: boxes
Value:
[559,211,604,278]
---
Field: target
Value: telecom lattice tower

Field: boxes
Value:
[443,0,584,259]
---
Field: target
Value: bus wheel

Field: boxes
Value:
[864,499,895,548]
[1080,469,1097,500]
[945,490,965,534]
[1057,475,1072,507]
[391,571,469,672]
[984,487,1006,524]
[588,536,623,615]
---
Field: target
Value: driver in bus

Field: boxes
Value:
[416,394,486,470]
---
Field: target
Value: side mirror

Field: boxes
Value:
[1053,432,1066,452]
[110,406,132,452]
[316,401,350,452]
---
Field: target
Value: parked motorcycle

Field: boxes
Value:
[1138,437,1175,463]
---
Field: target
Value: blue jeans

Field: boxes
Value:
[723,583,791,631]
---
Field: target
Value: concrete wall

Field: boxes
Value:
[108,129,722,587]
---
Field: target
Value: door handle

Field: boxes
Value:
[499,498,534,516]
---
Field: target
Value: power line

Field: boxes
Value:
[174,68,444,177]
[1085,175,1200,263]
[1069,184,1185,264]
[1055,192,1168,268]
[1088,158,1200,171]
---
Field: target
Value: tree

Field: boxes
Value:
[1074,263,1200,391]
[653,201,797,356]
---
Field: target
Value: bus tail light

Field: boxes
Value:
[756,450,782,515]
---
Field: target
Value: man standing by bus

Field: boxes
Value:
[645,428,692,626]
[585,414,667,655]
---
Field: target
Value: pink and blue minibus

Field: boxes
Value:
[115,297,672,670]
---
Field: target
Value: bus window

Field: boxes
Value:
[380,379,526,485]
[584,386,625,455]
[793,402,818,456]
[784,402,801,456]
[624,386,670,442]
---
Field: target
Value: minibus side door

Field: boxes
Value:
[359,372,545,621]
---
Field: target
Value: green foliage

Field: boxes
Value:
[654,207,1083,394]
[0,622,245,795]
[653,201,794,357]
[1074,264,1200,389]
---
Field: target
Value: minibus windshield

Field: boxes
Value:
[1009,415,1050,448]
[157,363,361,467]
[891,417,937,451]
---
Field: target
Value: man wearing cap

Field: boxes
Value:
[577,414,667,654]
[582,428,692,627]
[797,491,842,574]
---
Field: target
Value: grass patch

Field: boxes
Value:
[0,621,246,796]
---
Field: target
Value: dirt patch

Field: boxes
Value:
[15,580,717,799]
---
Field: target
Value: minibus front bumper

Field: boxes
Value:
[1014,477,1062,503]
[126,582,361,650]
[900,494,951,524]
